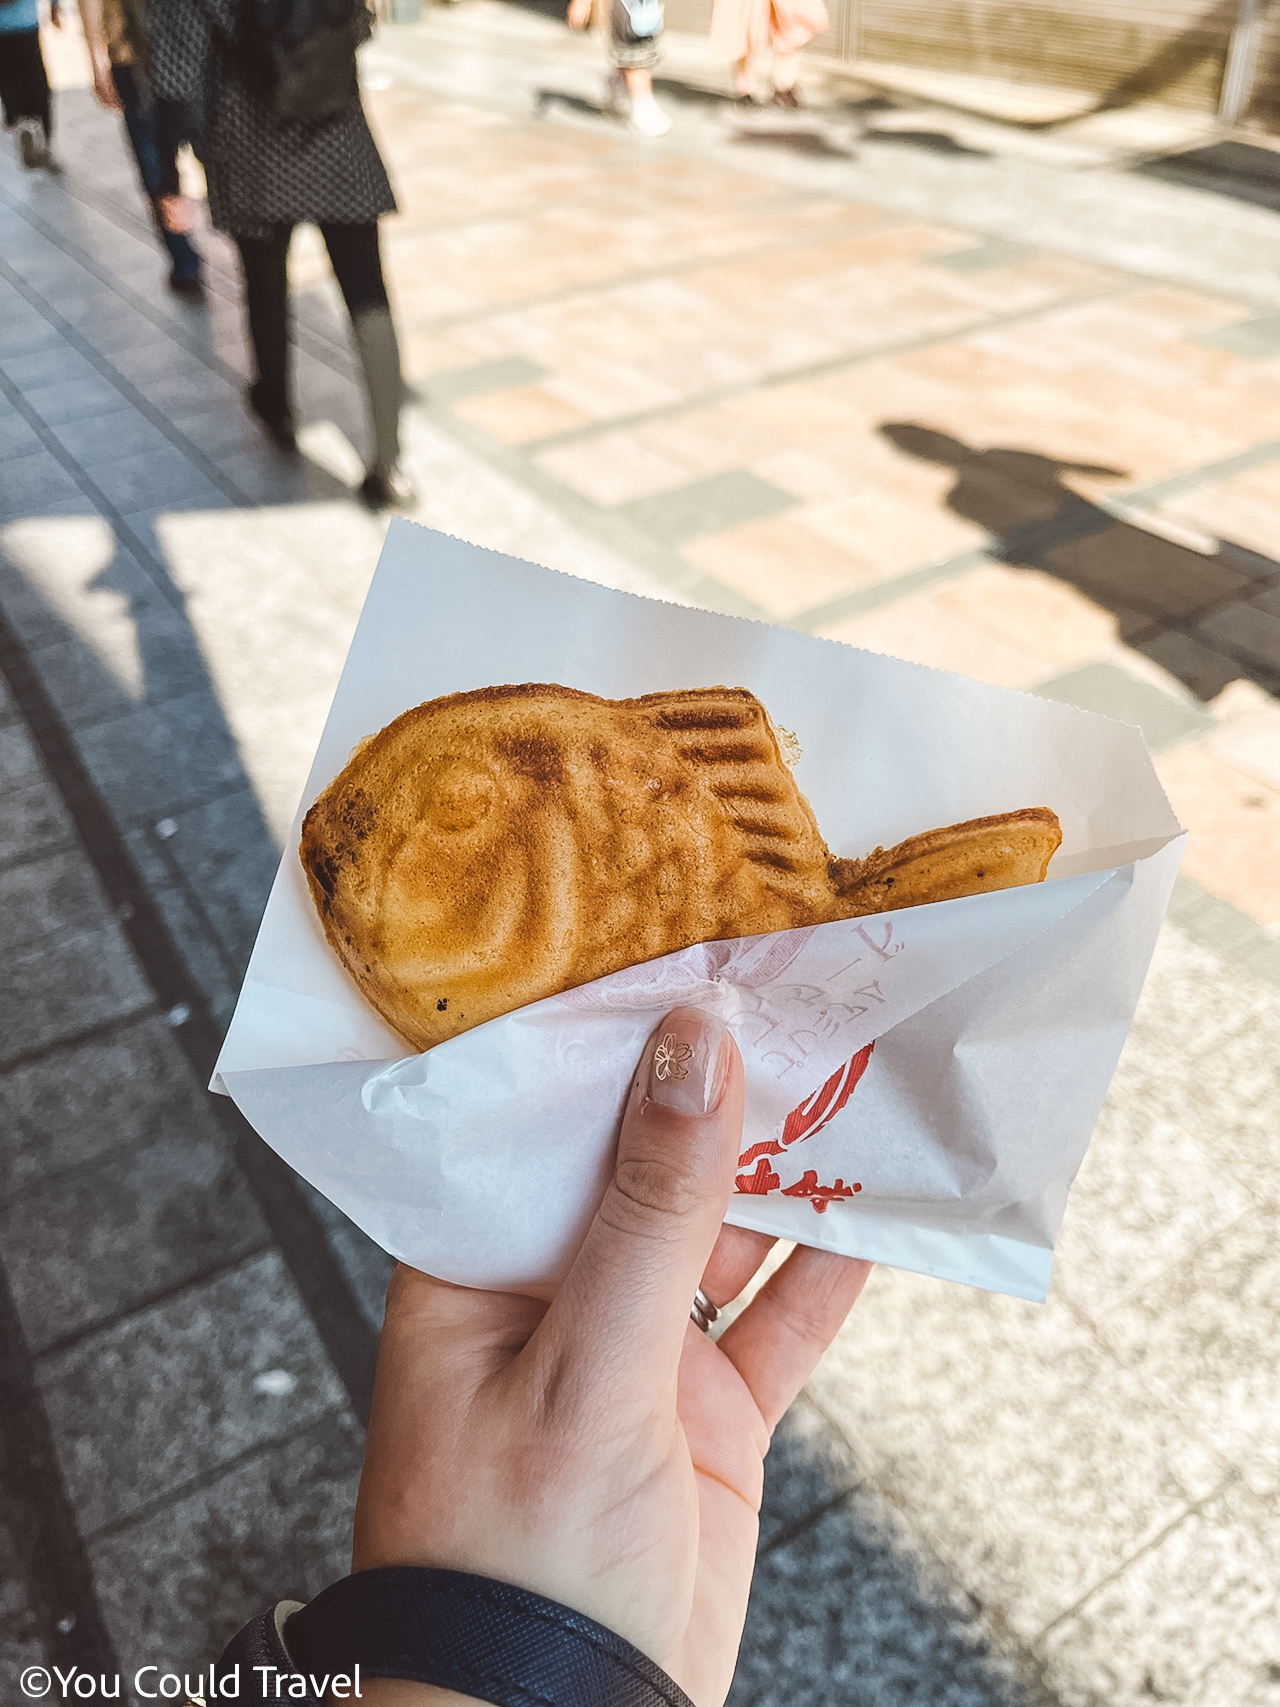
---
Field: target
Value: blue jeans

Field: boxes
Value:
[111,63,202,284]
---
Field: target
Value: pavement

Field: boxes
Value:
[1,4,1278,1704]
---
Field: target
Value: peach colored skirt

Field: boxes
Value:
[709,0,829,60]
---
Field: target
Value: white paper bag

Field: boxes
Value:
[214,522,1184,1302]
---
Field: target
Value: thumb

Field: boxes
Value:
[532,1007,743,1409]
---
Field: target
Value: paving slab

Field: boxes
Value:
[0,1014,234,1200]
[1040,1480,1280,1707]
[2,1125,270,1354]
[731,1492,1046,1707]
[1,924,153,1069]
[806,1269,1226,1645]
[89,1411,364,1679]
[37,1250,347,1536]
[0,720,78,869]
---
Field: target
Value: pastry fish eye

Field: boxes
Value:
[423,757,497,832]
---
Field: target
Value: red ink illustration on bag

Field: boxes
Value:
[734,1157,781,1195]
[733,1042,874,1198]
[782,1170,862,1213]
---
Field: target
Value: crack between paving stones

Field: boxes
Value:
[0,1006,166,1079]
[1032,1469,1243,1645]
[29,1243,279,1365]
[756,1482,866,1558]
[77,1405,359,1547]
[514,280,1136,453]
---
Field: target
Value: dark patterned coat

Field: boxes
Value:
[149,0,396,238]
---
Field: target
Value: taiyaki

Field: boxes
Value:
[300,683,1061,1052]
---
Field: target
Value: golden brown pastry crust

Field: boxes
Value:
[300,683,1062,1051]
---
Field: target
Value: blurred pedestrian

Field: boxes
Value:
[149,0,413,507]
[568,0,671,138]
[76,0,204,297]
[709,0,828,106]
[0,0,58,169]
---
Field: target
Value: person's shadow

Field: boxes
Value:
[879,423,1280,701]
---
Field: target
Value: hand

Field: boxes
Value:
[91,60,121,109]
[352,1006,872,1707]
[566,0,591,29]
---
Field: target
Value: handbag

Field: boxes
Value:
[266,0,373,122]
[198,0,373,124]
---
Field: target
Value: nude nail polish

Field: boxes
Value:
[646,1009,731,1117]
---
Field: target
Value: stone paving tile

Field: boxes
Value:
[0,720,78,871]
[1090,970,1280,1207]
[136,790,283,973]
[1040,1481,1280,1707]
[90,1412,364,1678]
[806,1268,1223,1643]
[0,448,95,520]
[685,512,883,617]
[1154,743,1280,928]
[1031,660,1211,751]
[0,403,45,462]
[756,1393,862,1553]
[1,924,152,1070]
[2,1126,270,1353]
[534,429,692,505]
[37,1250,346,1536]
[452,381,593,442]
[730,1493,1044,1707]
[624,469,797,546]
[1051,1050,1256,1320]
[0,846,115,956]
[27,604,213,731]
[1096,1206,1280,1498]
[0,1014,226,1200]
[69,690,255,824]
[1197,599,1280,687]
[21,375,132,429]
[822,583,1059,688]
[46,406,180,470]
[78,447,230,517]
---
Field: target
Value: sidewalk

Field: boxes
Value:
[1,4,1278,1703]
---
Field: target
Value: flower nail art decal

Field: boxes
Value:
[654,1032,693,1082]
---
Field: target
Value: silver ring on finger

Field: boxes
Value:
[690,1287,719,1333]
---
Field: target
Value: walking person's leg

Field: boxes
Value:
[608,0,669,135]
[111,65,204,295]
[0,28,54,167]
[235,224,296,450]
[320,220,413,508]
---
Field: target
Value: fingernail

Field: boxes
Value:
[646,1008,731,1117]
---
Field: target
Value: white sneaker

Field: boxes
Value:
[628,95,672,137]
[15,118,50,169]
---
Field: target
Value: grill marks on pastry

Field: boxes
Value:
[300,683,1062,1052]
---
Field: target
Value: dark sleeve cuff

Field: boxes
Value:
[213,1567,696,1707]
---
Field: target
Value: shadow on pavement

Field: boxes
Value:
[880,422,1280,701]
[729,1404,1052,1707]
[1135,140,1280,214]
[731,126,855,160]
[862,126,990,157]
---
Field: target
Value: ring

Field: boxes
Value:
[690,1287,719,1333]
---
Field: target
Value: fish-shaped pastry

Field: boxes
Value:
[300,683,1061,1052]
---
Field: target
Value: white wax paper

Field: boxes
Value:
[214,521,1184,1302]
